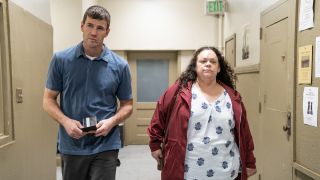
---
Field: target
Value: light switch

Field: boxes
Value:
[16,88,23,103]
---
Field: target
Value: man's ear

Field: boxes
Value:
[81,21,84,31]
[105,28,110,37]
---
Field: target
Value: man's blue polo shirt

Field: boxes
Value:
[46,42,132,155]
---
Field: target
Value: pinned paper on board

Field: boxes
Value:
[299,0,314,31]
[315,37,320,77]
[298,45,313,84]
[303,87,318,127]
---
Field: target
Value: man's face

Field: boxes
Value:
[81,16,110,49]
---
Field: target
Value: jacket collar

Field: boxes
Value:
[179,81,192,108]
[218,81,241,103]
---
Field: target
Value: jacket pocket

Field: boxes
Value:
[162,139,182,179]
[163,139,178,166]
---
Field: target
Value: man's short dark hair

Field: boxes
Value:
[82,5,111,29]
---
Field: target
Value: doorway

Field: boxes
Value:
[125,51,177,144]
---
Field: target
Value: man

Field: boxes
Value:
[43,5,133,180]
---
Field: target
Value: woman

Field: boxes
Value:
[148,46,256,180]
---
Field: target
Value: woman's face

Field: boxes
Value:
[195,49,220,82]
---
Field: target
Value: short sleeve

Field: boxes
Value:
[116,64,132,100]
[46,54,63,92]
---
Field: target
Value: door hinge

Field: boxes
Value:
[260,28,263,40]
[259,102,261,113]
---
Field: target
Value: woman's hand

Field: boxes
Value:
[247,168,257,177]
[151,149,163,164]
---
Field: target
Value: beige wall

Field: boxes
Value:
[224,0,280,67]
[178,50,194,73]
[51,0,82,52]
[51,0,219,51]
[99,0,218,50]
[82,0,98,14]
[0,2,56,180]
[11,0,51,24]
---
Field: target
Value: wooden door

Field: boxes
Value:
[260,1,293,179]
[125,51,177,144]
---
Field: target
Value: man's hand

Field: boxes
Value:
[62,119,86,139]
[93,99,133,137]
[43,88,87,139]
[95,118,115,137]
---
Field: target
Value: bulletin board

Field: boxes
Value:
[295,0,320,177]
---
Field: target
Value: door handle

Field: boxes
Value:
[283,112,291,136]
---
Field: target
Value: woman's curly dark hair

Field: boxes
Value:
[178,46,237,89]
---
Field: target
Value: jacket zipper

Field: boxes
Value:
[238,105,242,177]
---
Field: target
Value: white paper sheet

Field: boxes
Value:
[315,37,320,77]
[299,0,314,31]
[303,87,318,127]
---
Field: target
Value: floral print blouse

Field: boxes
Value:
[184,84,240,180]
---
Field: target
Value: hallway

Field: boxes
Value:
[56,145,161,180]
[2,0,320,179]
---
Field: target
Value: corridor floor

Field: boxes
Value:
[56,145,161,180]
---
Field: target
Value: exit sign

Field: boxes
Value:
[206,0,226,15]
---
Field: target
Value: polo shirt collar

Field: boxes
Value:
[76,42,110,62]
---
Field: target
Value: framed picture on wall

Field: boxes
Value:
[241,24,250,60]
[225,33,236,69]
